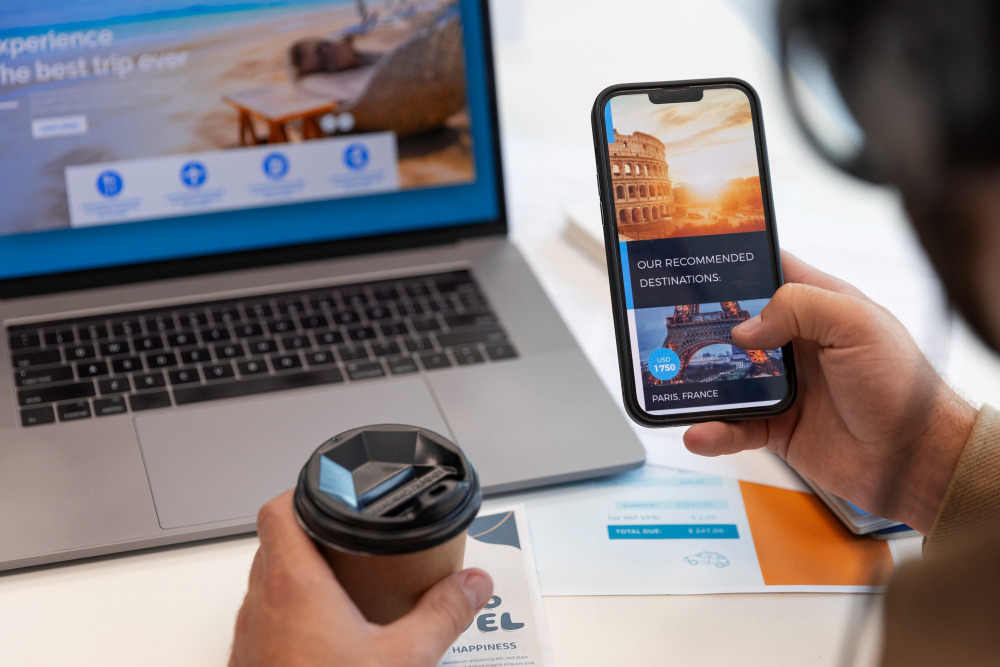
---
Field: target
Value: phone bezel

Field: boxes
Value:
[591,78,797,427]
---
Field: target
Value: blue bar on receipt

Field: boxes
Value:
[607,524,739,539]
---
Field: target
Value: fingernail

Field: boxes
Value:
[734,314,761,335]
[461,571,493,609]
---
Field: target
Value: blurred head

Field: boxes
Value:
[779,0,1000,349]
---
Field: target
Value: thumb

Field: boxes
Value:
[732,282,874,351]
[389,568,493,662]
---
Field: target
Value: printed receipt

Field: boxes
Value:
[441,505,555,667]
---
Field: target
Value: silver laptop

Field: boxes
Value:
[0,0,643,571]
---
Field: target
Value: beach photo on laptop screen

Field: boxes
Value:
[604,87,788,415]
[0,0,475,231]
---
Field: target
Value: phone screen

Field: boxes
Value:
[601,84,791,417]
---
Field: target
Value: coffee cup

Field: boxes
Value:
[293,424,481,624]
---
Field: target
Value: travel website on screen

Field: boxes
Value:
[606,88,786,414]
[0,0,475,233]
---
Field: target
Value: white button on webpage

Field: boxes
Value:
[31,115,88,139]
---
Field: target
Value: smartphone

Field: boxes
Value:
[592,78,796,426]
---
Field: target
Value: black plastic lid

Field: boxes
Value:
[293,424,481,556]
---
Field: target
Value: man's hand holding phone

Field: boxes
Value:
[684,252,977,533]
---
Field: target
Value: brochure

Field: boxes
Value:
[519,466,895,595]
[443,505,556,667]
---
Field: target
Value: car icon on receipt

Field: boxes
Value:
[684,551,730,568]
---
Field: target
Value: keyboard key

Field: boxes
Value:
[404,337,434,352]
[67,345,96,361]
[112,357,143,373]
[9,332,41,350]
[434,277,476,293]
[181,348,211,364]
[380,321,409,337]
[44,329,75,346]
[215,343,245,359]
[77,361,110,377]
[399,302,424,317]
[100,340,131,356]
[387,357,419,375]
[420,353,452,370]
[99,377,131,395]
[268,319,295,334]
[310,295,338,311]
[314,330,344,346]
[306,350,337,366]
[337,345,369,362]
[347,326,376,341]
[201,328,231,344]
[12,349,62,368]
[246,302,273,319]
[144,314,176,332]
[332,310,361,325]
[277,298,305,316]
[212,306,242,324]
[345,361,385,381]
[341,289,368,306]
[444,312,496,329]
[436,328,506,348]
[21,406,55,427]
[57,400,92,421]
[428,298,457,313]
[134,336,164,352]
[299,315,329,330]
[460,293,487,308]
[372,341,401,357]
[94,397,128,416]
[452,346,485,365]
[112,319,143,337]
[134,372,166,390]
[146,352,178,368]
[174,368,344,405]
[248,339,277,355]
[238,359,268,375]
[179,311,209,328]
[485,343,518,361]
[129,391,171,411]
[373,286,399,301]
[16,366,75,387]
[235,323,264,338]
[281,335,309,350]
[168,331,198,347]
[169,368,201,385]
[271,354,303,371]
[405,281,430,297]
[412,318,441,332]
[18,381,95,406]
[78,324,109,341]
[204,363,235,381]
[365,306,393,321]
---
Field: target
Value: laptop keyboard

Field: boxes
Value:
[8,270,518,427]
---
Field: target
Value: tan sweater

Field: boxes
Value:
[880,405,1000,666]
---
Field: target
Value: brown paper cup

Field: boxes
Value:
[320,532,466,624]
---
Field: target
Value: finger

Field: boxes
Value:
[732,282,873,351]
[248,547,263,587]
[390,568,493,660]
[684,420,768,456]
[780,250,867,298]
[255,490,327,571]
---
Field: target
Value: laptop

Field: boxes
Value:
[0,0,644,571]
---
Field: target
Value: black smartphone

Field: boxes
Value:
[592,78,796,427]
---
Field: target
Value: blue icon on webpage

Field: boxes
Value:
[262,153,289,180]
[96,170,123,197]
[648,347,681,382]
[180,161,207,188]
[343,143,369,171]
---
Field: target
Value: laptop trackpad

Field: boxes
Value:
[134,377,452,530]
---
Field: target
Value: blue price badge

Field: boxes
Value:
[180,161,207,188]
[343,143,369,171]
[96,170,123,197]
[262,152,289,180]
[647,347,680,381]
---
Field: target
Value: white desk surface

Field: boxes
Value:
[4,1,1000,665]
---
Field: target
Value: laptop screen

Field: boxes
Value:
[0,0,500,283]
